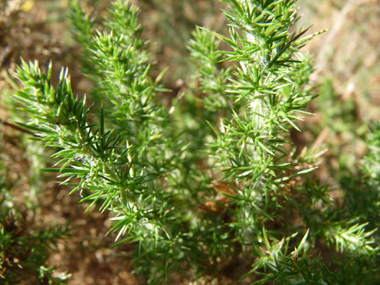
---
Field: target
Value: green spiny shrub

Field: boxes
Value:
[4,0,380,283]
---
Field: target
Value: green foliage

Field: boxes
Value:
[5,0,380,283]
[0,146,71,284]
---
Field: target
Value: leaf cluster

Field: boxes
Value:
[6,0,380,283]
[0,153,71,284]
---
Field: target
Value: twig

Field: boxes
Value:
[0,119,40,137]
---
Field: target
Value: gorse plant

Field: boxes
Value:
[0,140,71,284]
[6,0,380,283]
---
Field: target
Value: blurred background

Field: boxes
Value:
[0,0,379,283]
